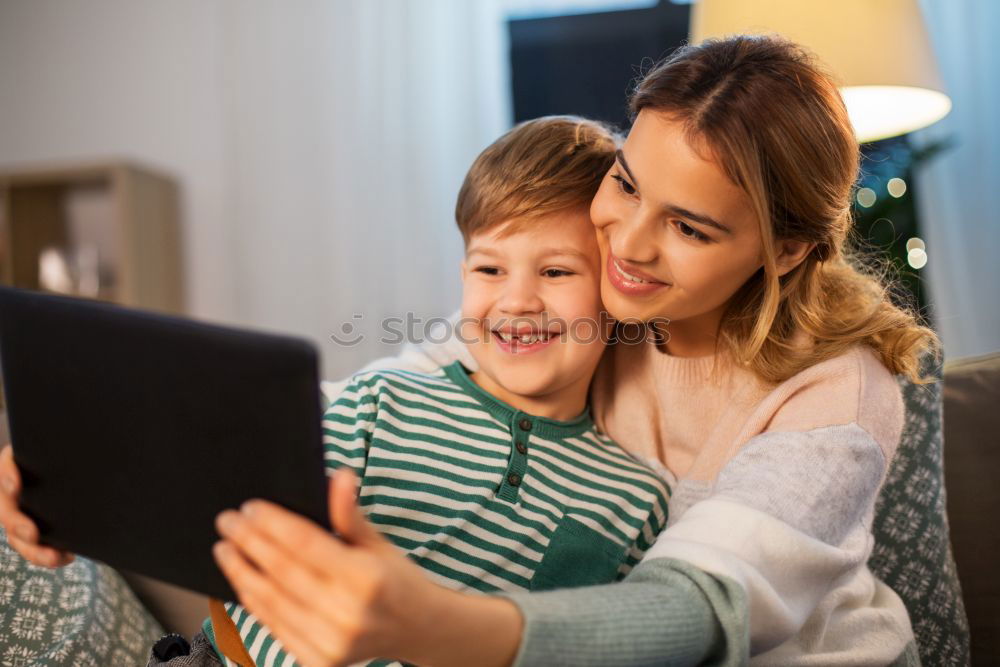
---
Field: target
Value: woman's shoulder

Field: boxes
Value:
[761,344,904,462]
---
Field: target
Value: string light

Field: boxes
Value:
[906,237,925,252]
[887,178,908,198]
[907,247,928,270]
[856,187,877,208]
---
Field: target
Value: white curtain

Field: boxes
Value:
[913,0,1000,360]
[0,0,510,380]
[218,0,511,378]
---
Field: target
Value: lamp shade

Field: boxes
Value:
[690,0,951,142]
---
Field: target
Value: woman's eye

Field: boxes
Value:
[543,269,573,278]
[611,173,637,197]
[676,221,710,242]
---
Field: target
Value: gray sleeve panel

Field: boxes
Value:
[504,557,749,667]
[713,423,885,546]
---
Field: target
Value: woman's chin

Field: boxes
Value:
[600,280,671,324]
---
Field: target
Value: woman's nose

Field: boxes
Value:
[611,211,659,265]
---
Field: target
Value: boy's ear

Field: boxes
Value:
[774,239,815,277]
[460,260,468,283]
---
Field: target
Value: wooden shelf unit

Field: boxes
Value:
[0,160,184,314]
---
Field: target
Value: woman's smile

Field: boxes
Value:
[606,252,670,296]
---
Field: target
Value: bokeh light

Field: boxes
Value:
[908,247,928,269]
[887,178,908,198]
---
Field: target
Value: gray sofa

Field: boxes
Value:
[941,352,1000,663]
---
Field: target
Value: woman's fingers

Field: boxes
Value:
[213,540,349,667]
[329,468,383,548]
[212,477,431,665]
[0,445,24,523]
[216,507,375,629]
[226,498,352,579]
[0,445,19,489]
[215,509,335,610]
[5,532,73,567]
[1,446,45,561]
[0,445,75,566]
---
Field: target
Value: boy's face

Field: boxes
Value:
[460,207,609,405]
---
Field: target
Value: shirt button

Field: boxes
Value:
[515,441,528,455]
[518,418,532,431]
[507,473,522,487]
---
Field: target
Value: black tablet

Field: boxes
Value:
[0,286,330,600]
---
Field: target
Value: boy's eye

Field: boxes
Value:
[611,172,637,196]
[474,266,501,276]
[675,221,711,242]
[543,268,574,278]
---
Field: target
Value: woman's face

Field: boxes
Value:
[590,110,763,330]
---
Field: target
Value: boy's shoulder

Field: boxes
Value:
[572,427,674,494]
[340,363,483,409]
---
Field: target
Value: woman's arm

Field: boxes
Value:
[214,468,746,667]
[211,392,900,667]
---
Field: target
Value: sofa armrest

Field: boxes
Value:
[943,351,1000,663]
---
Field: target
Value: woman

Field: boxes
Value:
[1,35,934,665]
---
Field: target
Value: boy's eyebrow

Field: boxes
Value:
[616,149,732,235]
[467,246,590,261]
[466,245,500,257]
[537,247,590,261]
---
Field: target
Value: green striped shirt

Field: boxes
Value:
[208,362,670,667]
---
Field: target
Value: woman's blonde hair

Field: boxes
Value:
[631,35,937,383]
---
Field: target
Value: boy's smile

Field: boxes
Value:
[459,207,609,421]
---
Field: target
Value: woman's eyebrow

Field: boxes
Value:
[617,149,732,235]
[615,150,638,185]
[664,204,733,235]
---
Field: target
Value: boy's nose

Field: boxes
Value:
[498,277,544,315]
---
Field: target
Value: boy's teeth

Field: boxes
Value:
[497,332,552,345]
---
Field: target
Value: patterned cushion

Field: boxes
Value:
[0,525,164,666]
[869,361,970,665]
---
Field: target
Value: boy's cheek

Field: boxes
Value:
[457,310,489,349]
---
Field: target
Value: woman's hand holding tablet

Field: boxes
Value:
[0,444,74,568]
[214,467,523,667]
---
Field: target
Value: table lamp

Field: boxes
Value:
[689,0,951,142]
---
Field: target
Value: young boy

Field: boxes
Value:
[194,117,671,667]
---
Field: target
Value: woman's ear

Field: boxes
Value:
[774,239,815,276]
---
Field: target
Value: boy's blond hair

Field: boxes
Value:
[455,115,620,243]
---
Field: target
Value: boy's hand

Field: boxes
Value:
[213,468,521,667]
[0,444,75,568]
